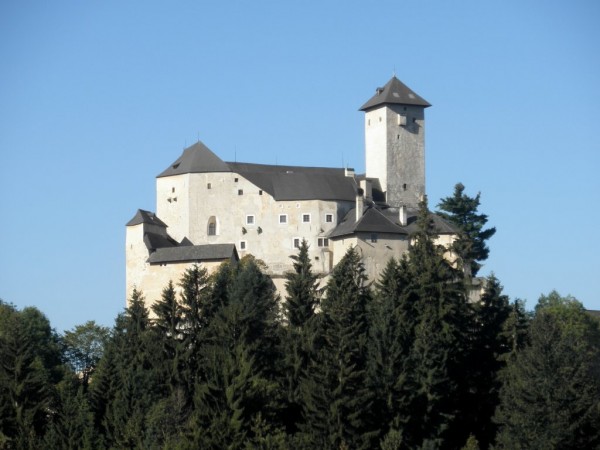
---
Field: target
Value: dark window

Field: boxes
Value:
[302,214,310,223]
[238,189,243,195]
[318,238,329,247]
[207,183,212,189]
[240,241,246,250]
[234,177,239,182]
[259,190,263,195]
[293,238,300,248]
[325,214,333,223]
[279,214,287,224]
[246,215,254,225]
[370,234,378,243]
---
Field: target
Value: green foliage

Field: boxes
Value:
[284,239,320,328]
[437,182,496,276]
[62,320,110,389]
[0,301,62,448]
[494,292,600,449]
[302,246,376,450]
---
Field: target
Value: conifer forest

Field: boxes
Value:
[2,187,600,450]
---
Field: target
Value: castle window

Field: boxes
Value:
[293,238,301,248]
[318,238,329,247]
[238,189,243,195]
[279,214,287,224]
[207,183,212,189]
[234,177,239,182]
[259,190,263,195]
[325,214,333,223]
[302,214,311,223]
[370,233,378,243]
[403,183,407,191]
[239,240,247,250]
[171,187,175,193]
[207,216,217,236]
[246,215,255,225]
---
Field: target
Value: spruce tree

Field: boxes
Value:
[191,258,284,448]
[437,182,496,276]
[302,246,376,450]
[368,256,416,444]
[494,292,600,449]
[402,198,472,449]
[282,239,320,435]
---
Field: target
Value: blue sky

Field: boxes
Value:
[1,0,598,332]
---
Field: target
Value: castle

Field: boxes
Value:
[125,76,457,306]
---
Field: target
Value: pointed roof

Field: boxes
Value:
[126,209,168,227]
[360,76,431,111]
[157,141,231,178]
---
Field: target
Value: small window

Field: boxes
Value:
[259,190,263,195]
[207,183,212,189]
[171,187,175,193]
[238,189,243,195]
[318,238,329,247]
[302,214,310,223]
[325,214,333,223]
[403,183,407,191]
[293,238,301,248]
[279,214,287,224]
[370,233,378,243]
[246,215,255,225]
[207,216,217,236]
[239,240,247,250]
[234,177,239,182]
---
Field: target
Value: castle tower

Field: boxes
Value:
[360,76,430,208]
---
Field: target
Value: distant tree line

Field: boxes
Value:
[1,186,600,449]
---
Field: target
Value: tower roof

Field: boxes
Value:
[359,76,431,111]
[126,209,168,227]
[157,141,231,177]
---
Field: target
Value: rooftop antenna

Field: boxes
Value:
[393,67,396,78]
[234,146,237,162]
[197,131,200,142]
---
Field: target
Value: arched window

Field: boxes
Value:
[207,216,217,236]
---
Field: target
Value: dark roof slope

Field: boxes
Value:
[228,162,358,201]
[328,206,457,239]
[157,141,231,178]
[360,76,431,111]
[148,243,237,264]
[126,209,168,227]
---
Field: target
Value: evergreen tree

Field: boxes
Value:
[368,256,415,444]
[494,292,600,449]
[282,239,320,435]
[463,275,512,449]
[402,198,472,449]
[302,246,376,450]
[0,301,61,448]
[191,258,284,448]
[437,182,496,276]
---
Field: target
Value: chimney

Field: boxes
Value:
[356,188,364,222]
[345,167,355,177]
[399,205,407,226]
[359,179,372,202]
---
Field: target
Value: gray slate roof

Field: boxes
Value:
[157,142,358,202]
[328,206,457,239]
[148,243,238,264]
[126,209,168,227]
[360,76,431,111]
[157,141,231,177]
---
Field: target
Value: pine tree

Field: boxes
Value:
[494,292,600,449]
[437,182,496,276]
[302,246,376,450]
[284,239,319,328]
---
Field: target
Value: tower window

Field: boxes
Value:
[403,183,407,191]
[259,190,263,195]
[325,214,333,223]
[171,187,175,193]
[279,214,288,224]
[234,177,239,182]
[207,216,217,236]
[302,214,311,223]
[239,240,247,250]
[246,215,255,225]
[238,189,243,195]
[207,183,212,189]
